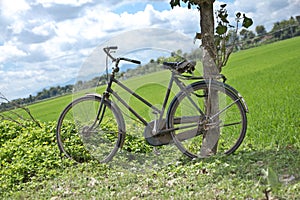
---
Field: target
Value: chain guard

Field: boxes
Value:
[143,119,173,146]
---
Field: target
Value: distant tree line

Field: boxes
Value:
[0,85,73,112]
[237,15,300,49]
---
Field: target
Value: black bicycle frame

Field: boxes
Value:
[96,69,204,130]
[108,72,178,126]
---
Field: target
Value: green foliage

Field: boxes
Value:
[256,25,267,36]
[123,133,153,154]
[0,121,72,196]
[214,5,253,69]
[169,1,253,71]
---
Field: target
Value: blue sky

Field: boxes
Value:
[0,0,299,100]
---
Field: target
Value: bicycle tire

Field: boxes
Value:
[167,81,247,158]
[56,95,125,163]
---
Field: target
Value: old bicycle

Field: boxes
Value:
[56,46,248,163]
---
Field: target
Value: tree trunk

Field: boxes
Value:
[199,0,220,157]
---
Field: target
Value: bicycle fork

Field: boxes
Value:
[86,92,109,131]
[90,72,116,130]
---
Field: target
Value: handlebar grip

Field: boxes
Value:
[130,59,141,65]
[121,57,141,65]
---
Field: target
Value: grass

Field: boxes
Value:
[223,38,300,151]
[1,37,300,199]
[26,95,73,123]
[5,148,300,199]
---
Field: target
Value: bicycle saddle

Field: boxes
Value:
[163,60,196,74]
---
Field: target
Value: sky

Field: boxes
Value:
[0,0,299,100]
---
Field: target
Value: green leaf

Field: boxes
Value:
[221,4,227,8]
[170,0,180,9]
[267,167,281,190]
[216,23,227,35]
[218,13,229,23]
[242,15,253,28]
[195,32,202,40]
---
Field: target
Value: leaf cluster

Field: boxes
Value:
[170,0,201,9]
[170,1,253,71]
[214,4,253,70]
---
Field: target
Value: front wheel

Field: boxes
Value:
[56,95,125,163]
[167,81,247,158]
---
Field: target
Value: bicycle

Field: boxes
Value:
[56,46,248,163]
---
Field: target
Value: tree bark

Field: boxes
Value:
[199,0,220,157]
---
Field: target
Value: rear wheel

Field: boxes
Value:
[56,95,125,163]
[167,81,247,158]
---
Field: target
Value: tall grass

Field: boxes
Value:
[223,37,300,150]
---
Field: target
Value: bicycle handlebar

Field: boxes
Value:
[103,46,141,65]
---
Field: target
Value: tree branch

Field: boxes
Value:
[0,92,41,128]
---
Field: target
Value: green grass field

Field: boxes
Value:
[224,37,300,150]
[1,37,299,199]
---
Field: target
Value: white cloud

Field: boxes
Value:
[0,0,30,17]
[7,21,27,35]
[32,21,56,36]
[231,0,300,31]
[35,0,93,7]
[0,43,28,62]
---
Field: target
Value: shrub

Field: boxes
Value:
[0,121,66,196]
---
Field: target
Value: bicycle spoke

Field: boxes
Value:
[221,121,242,127]
[210,98,240,121]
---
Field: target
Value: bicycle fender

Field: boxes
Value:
[85,93,103,98]
[222,83,249,113]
